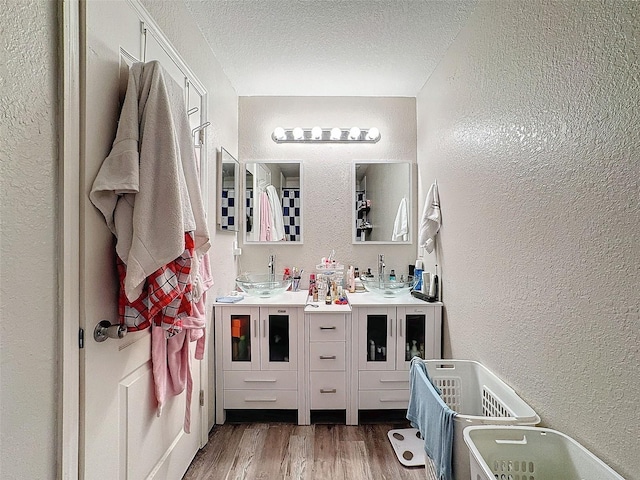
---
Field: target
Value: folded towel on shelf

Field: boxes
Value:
[418,182,441,254]
[407,357,455,480]
[391,197,408,241]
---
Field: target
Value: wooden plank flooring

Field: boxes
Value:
[183,421,427,480]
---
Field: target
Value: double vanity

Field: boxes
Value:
[213,291,442,425]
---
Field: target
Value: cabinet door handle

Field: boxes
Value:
[244,397,277,402]
[319,355,337,360]
[399,320,403,337]
[389,319,393,337]
[379,379,408,384]
[263,319,266,337]
[243,378,277,383]
[320,326,336,330]
[320,388,337,394]
[379,397,407,403]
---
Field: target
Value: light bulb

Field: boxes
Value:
[349,127,361,140]
[365,127,380,141]
[330,127,342,140]
[293,127,304,140]
[311,126,322,140]
[273,127,286,141]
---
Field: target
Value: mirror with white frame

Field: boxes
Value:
[217,147,240,232]
[244,161,302,243]
[353,161,412,243]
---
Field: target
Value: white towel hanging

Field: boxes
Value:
[391,196,409,241]
[418,182,441,254]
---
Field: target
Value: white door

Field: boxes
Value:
[80,1,205,478]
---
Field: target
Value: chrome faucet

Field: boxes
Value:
[378,254,385,280]
[268,254,275,280]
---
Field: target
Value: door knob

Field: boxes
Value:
[93,320,127,342]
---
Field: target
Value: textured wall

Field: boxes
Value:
[416,1,639,478]
[0,0,58,478]
[238,96,418,286]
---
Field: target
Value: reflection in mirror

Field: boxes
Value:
[354,162,412,243]
[245,161,302,243]
[217,148,240,231]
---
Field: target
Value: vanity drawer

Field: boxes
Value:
[359,370,410,390]
[224,370,297,390]
[309,342,345,371]
[224,389,298,409]
[309,314,346,342]
[310,371,346,409]
[358,389,409,410]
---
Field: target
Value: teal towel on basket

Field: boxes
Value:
[406,357,456,480]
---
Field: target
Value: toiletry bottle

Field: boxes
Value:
[428,264,439,301]
[348,266,355,293]
[389,269,396,281]
[414,258,424,291]
[308,273,316,296]
[410,340,419,357]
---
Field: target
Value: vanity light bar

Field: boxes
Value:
[272,127,381,143]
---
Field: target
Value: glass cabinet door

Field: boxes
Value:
[222,306,260,370]
[358,307,395,370]
[260,307,298,371]
[397,307,431,369]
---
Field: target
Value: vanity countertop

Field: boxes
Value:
[215,290,308,306]
[346,291,443,307]
[215,290,442,309]
[304,300,351,313]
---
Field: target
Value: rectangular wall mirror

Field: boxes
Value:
[217,147,240,231]
[353,161,412,243]
[244,161,302,243]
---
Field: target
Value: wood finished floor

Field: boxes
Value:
[183,420,426,480]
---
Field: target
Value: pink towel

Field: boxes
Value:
[259,191,273,241]
[152,252,212,433]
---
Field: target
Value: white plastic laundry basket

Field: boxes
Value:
[463,425,624,480]
[419,360,540,480]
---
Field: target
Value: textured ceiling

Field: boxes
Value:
[184,0,477,97]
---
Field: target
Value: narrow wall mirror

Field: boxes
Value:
[217,148,240,231]
[353,161,412,243]
[244,161,302,243]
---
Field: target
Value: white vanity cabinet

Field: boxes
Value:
[349,295,442,419]
[214,292,441,427]
[303,304,354,425]
[214,293,307,424]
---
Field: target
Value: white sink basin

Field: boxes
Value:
[360,274,417,297]
[235,273,292,297]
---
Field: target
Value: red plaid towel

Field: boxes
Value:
[118,232,195,336]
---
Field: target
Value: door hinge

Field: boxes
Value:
[79,328,84,349]
[199,389,205,407]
